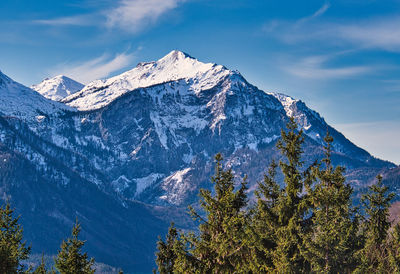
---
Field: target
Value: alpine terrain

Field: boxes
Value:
[31,75,84,101]
[0,50,397,272]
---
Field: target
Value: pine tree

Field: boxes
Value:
[247,160,280,272]
[33,254,52,274]
[54,220,95,274]
[246,118,313,272]
[303,133,359,273]
[355,175,395,272]
[0,201,31,273]
[175,153,249,273]
[155,223,179,273]
[387,223,400,272]
[272,117,311,272]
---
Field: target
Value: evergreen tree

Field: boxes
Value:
[175,153,249,273]
[355,175,395,272]
[155,223,179,274]
[0,201,31,273]
[387,223,400,272]
[272,117,311,272]
[54,220,95,274]
[246,117,314,272]
[33,254,52,274]
[303,133,359,273]
[247,160,280,272]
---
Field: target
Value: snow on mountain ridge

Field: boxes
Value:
[62,50,233,111]
[0,70,73,121]
[31,75,84,101]
[269,92,325,132]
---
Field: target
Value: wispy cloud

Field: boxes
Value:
[297,3,330,24]
[263,5,400,52]
[106,0,186,32]
[282,54,371,79]
[33,15,96,26]
[53,51,135,84]
[33,0,186,33]
[334,17,400,51]
[312,3,330,18]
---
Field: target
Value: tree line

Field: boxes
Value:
[155,118,400,273]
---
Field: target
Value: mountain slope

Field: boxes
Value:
[31,75,84,101]
[0,70,72,121]
[270,92,389,166]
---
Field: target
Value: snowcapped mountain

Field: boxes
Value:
[28,51,393,205]
[62,50,231,111]
[0,70,72,121]
[31,75,84,101]
[0,51,397,272]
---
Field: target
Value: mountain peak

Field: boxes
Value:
[63,50,232,111]
[160,50,194,62]
[54,74,69,80]
[31,75,84,101]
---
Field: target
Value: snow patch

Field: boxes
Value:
[134,173,163,195]
[160,168,192,205]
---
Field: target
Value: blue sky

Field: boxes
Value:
[0,0,399,164]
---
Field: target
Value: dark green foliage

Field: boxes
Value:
[387,223,400,271]
[271,117,311,272]
[0,201,31,273]
[303,133,359,273]
[54,220,95,274]
[171,153,249,273]
[247,160,280,272]
[33,254,52,274]
[355,175,395,272]
[155,223,179,273]
[247,118,313,272]
[363,175,394,245]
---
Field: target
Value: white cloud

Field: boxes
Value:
[263,10,400,52]
[106,0,185,32]
[33,0,186,33]
[335,121,400,165]
[297,3,330,24]
[312,3,330,18]
[282,54,371,79]
[334,17,400,51]
[53,52,135,84]
[33,15,96,26]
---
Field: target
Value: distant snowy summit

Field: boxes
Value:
[31,75,84,101]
